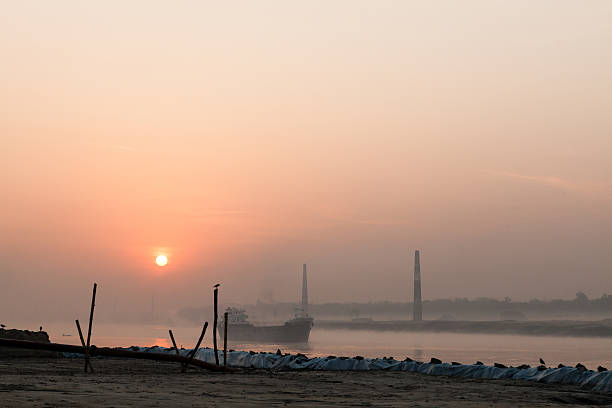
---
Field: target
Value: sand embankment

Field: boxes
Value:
[0,329,58,358]
[316,319,612,337]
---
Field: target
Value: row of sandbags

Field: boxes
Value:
[109,346,612,393]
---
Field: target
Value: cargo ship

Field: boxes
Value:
[219,307,313,343]
[219,264,314,343]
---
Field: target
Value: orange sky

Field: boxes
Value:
[1,1,611,320]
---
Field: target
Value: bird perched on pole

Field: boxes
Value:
[214,283,220,288]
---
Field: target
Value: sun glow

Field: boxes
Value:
[155,255,168,267]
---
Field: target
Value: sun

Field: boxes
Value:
[155,255,168,267]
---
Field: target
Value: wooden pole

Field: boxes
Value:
[184,322,208,372]
[75,320,94,372]
[223,311,228,367]
[84,283,97,373]
[0,338,237,372]
[213,287,219,365]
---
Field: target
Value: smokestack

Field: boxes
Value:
[302,264,308,312]
[413,250,422,321]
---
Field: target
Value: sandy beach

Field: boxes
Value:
[1,357,611,407]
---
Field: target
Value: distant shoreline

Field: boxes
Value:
[315,319,612,337]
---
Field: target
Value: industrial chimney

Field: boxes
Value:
[413,250,422,321]
[302,263,309,312]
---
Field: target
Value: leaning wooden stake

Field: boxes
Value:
[168,329,180,356]
[84,283,97,373]
[213,286,219,365]
[184,322,208,372]
[75,319,94,372]
[223,311,228,367]
[168,329,183,371]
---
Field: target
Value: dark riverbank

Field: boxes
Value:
[315,319,612,337]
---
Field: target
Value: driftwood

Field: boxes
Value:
[0,338,237,372]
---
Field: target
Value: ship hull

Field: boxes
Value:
[219,318,313,343]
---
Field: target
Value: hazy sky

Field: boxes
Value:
[1,1,611,321]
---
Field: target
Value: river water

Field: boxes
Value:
[42,323,612,368]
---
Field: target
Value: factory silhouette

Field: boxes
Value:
[413,250,422,321]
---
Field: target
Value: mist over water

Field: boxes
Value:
[42,323,611,369]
